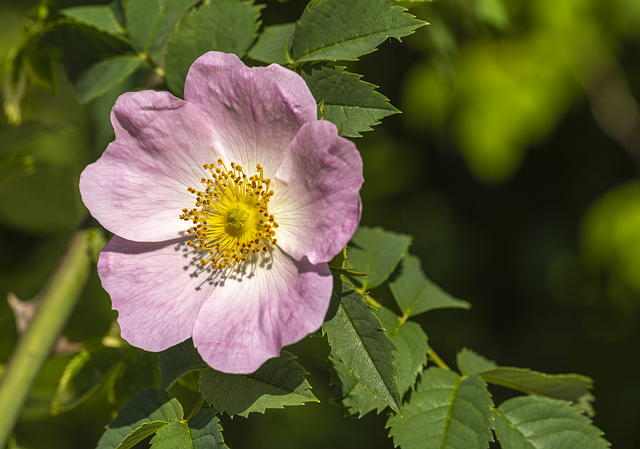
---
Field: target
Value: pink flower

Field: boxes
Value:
[79,52,363,374]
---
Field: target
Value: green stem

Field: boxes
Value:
[186,396,206,422]
[428,346,451,371]
[0,227,104,448]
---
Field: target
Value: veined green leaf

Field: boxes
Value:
[164,0,262,97]
[60,5,124,34]
[126,0,200,53]
[456,347,497,376]
[494,396,609,449]
[52,345,127,415]
[97,387,184,449]
[247,22,294,65]
[298,64,398,137]
[291,0,425,64]
[387,368,494,449]
[188,408,229,449]
[158,338,207,390]
[75,55,142,103]
[323,277,400,413]
[347,226,412,291]
[198,351,317,417]
[390,254,470,317]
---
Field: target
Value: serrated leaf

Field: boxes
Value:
[298,64,398,137]
[347,226,412,291]
[151,422,192,448]
[109,349,161,408]
[291,0,425,64]
[52,345,127,414]
[494,396,609,449]
[479,367,594,406]
[126,0,200,53]
[189,407,229,449]
[387,368,494,449]
[164,0,262,97]
[323,277,400,413]
[390,254,470,317]
[97,387,184,449]
[457,347,497,376]
[75,55,142,103]
[199,351,317,417]
[331,307,428,417]
[247,22,294,64]
[60,5,125,34]
[158,338,207,390]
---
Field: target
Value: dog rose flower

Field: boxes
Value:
[79,52,363,374]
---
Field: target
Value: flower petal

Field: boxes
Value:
[192,246,332,374]
[271,120,364,265]
[99,235,220,352]
[184,52,317,177]
[80,90,223,242]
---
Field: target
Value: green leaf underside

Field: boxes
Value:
[390,254,471,317]
[126,0,200,53]
[480,367,594,404]
[298,64,398,137]
[60,6,125,34]
[109,349,161,408]
[198,351,317,417]
[97,387,184,449]
[52,345,127,414]
[331,307,428,417]
[347,226,412,291]
[247,22,294,64]
[456,348,498,376]
[494,396,609,449]
[159,338,207,390]
[291,0,425,63]
[188,408,229,448]
[323,277,400,413]
[75,55,142,103]
[165,0,262,97]
[387,368,494,449]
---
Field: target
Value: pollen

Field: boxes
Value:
[180,159,278,269]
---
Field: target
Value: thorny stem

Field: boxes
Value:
[0,227,104,448]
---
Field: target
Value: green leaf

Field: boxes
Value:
[331,307,428,417]
[387,368,494,449]
[347,226,412,291]
[298,64,398,137]
[494,396,609,449]
[198,351,317,417]
[126,0,200,53]
[109,349,161,408]
[456,347,497,376]
[291,0,425,64]
[151,422,192,448]
[390,254,470,317]
[52,345,127,414]
[97,387,184,449]
[329,245,348,270]
[75,55,142,103]
[164,0,262,97]
[158,338,208,390]
[479,367,594,407]
[189,407,229,449]
[60,5,125,34]
[247,22,294,65]
[395,0,432,7]
[323,277,400,413]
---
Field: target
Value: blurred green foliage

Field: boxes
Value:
[1,0,640,447]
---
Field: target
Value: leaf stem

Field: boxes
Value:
[186,395,206,421]
[428,347,451,371]
[0,227,104,448]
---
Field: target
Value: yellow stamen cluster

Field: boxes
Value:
[180,158,278,269]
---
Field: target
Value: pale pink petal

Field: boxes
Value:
[192,246,332,374]
[270,120,364,265]
[184,52,317,177]
[99,236,221,351]
[80,90,224,242]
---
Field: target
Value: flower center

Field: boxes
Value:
[180,159,278,269]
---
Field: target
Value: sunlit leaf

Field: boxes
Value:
[494,396,609,449]
[323,277,400,413]
[247,22,294,64]
[199,351,317,417]
[291,0,425,64]
[60,5,125,34]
